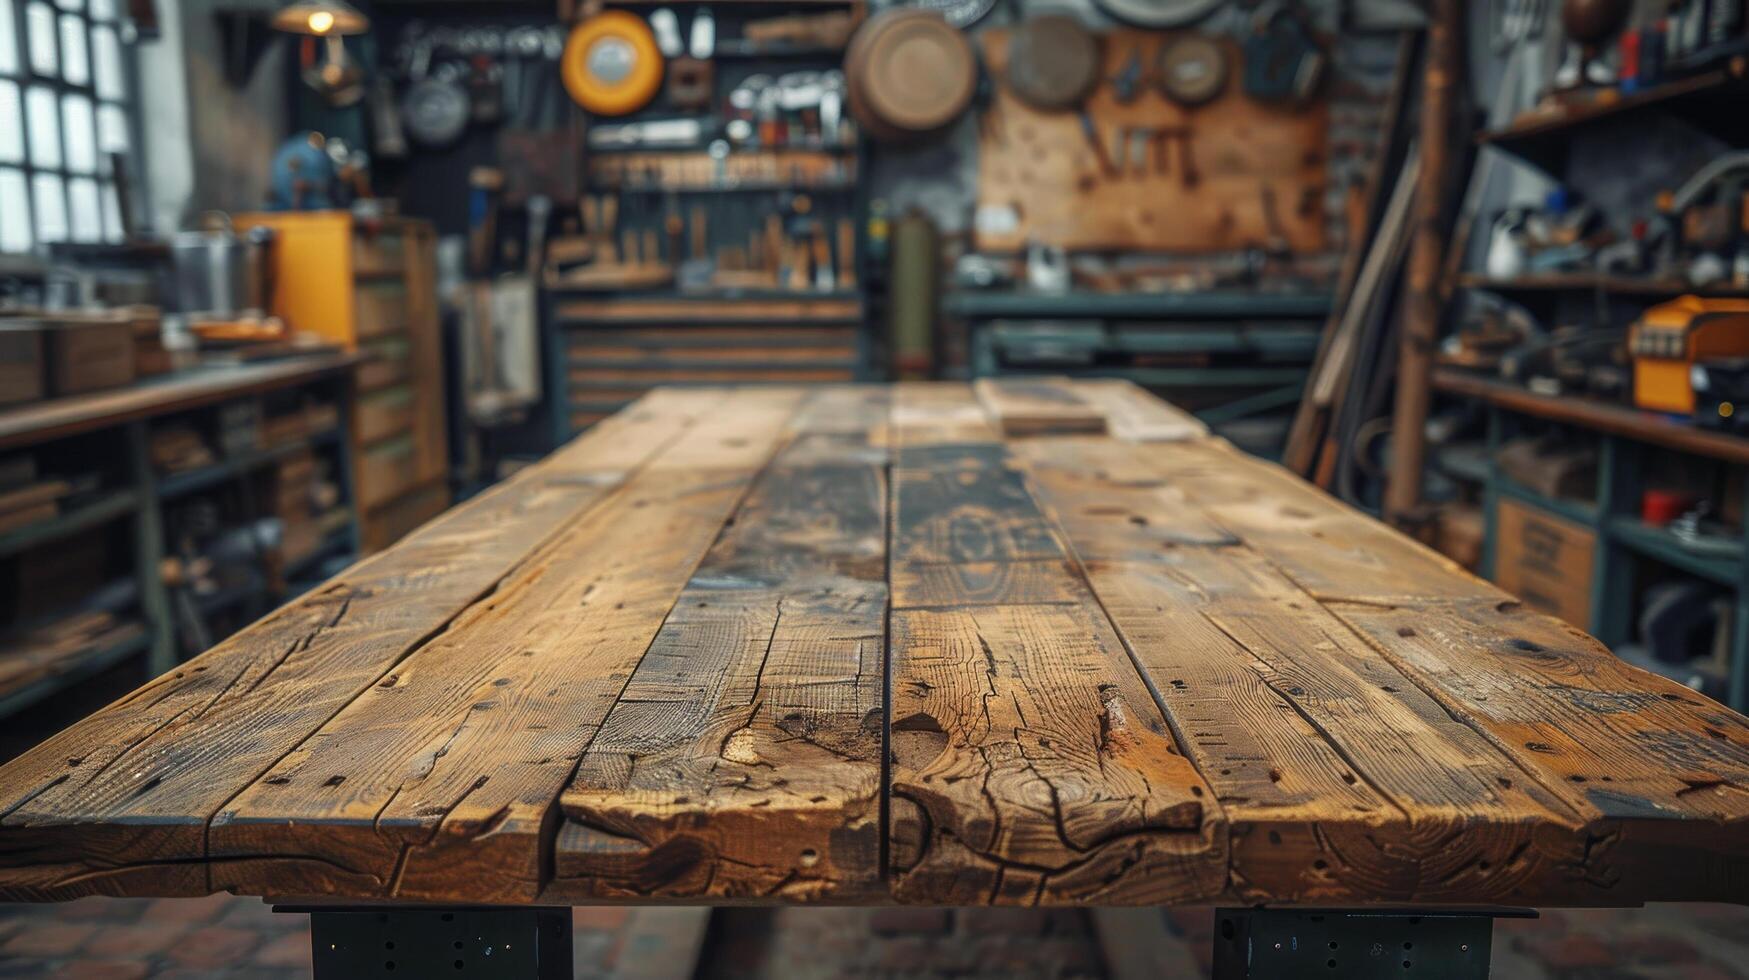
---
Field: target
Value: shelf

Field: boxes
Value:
[989,323,1321,359]
[1609,516,1742,587]
[1497,478,1597,526]
[1433,442,1491,485]
[566,354,858,372]
[1459,273,1748,300]
[0,625,149,719]
[0,353,361,453]
[945,290,1333,320]
[157,429,341,501]
[994,365,1311,388]
[596,181,858,193]
[586,142,855,157]
[1479,64,1749,174]
[552,294,864,325]
[0,490,139,558]
[712,40,847,58]
[1433,369,1749,466]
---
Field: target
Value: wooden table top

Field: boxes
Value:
[1,380,1746,909]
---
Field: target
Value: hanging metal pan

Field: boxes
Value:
[1092,0,1227,29]
[1005,14,1100,112]
[846,9,978,142]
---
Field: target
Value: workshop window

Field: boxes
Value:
[0,0,138,254]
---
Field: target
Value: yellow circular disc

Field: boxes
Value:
[562,11,664,116]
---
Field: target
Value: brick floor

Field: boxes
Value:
[0,897,1744,977]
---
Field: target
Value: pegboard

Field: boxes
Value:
[975,28,1330,255]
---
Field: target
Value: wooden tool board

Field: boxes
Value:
[976,30,1330,254]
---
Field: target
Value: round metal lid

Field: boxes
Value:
[1157,34,1230,106]
[903,0,998,30]
[402,77,470,147]
[1091,0,1227,29]
[850,10,977,135]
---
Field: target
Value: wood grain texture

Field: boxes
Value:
[209,389,805,903]
[973,378,1107,437]
[886,384,1224,906]
[0,390,724,901]
[1014,430,1749,905]
[551,389,888,903]
[1,380,1746,909]
[976,29,1329,254]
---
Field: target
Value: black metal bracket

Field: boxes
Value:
[1211,907,1536,979]
[276,905,573,980]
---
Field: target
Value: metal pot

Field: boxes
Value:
[169,212,277,318]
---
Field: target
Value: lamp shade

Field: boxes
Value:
[271,0,368,36]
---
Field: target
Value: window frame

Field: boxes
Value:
[0,0,146,255]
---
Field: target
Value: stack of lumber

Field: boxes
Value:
[268,450,342,568]
[149,427,215,474]
[123,307,172,379]
[0,612,144,703]
[0,456,68,536]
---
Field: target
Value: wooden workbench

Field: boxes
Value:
[0,380,1744,926]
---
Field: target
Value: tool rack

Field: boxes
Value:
[545,0,875,442]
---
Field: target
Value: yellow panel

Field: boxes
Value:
[235,210,358,347]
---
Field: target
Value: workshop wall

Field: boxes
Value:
[133,0,292,232]
[866,0,1403,265]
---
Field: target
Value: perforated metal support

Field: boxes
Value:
[1211,908,1531,979]
[282,906,573,979]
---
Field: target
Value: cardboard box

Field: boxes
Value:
[44,316,136,395]
[0,324,46,406]
[1494,497,1595,629]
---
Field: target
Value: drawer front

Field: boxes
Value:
[358,336,412,391]
[355,282,409,341]
[358,436,416,510]
[353,232,406,278]
[357,385,415,444]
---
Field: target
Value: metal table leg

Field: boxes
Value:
[279,906,574,979]
[1211,908,1531,979]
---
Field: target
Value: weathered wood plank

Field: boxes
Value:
[549,389,888,903]
[887,384,1222,906]
[1135,437,1498,603]
[888,603,1223,905]
[1330,598,1749,903]
[1146,438,1749,885]
[0,390,725,902]
[890,559,1084,609]
[205,389,806,903]
[1029,431,1749,904]
[1012,436,1626,906]
[1059,379,1207,443]
[973,378,1108,437]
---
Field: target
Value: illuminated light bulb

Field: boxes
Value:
[308,9,334,32]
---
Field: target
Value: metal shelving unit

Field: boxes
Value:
[1436,370,1749,710]
[0,357,363,722]
[1436,55,1749,711]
